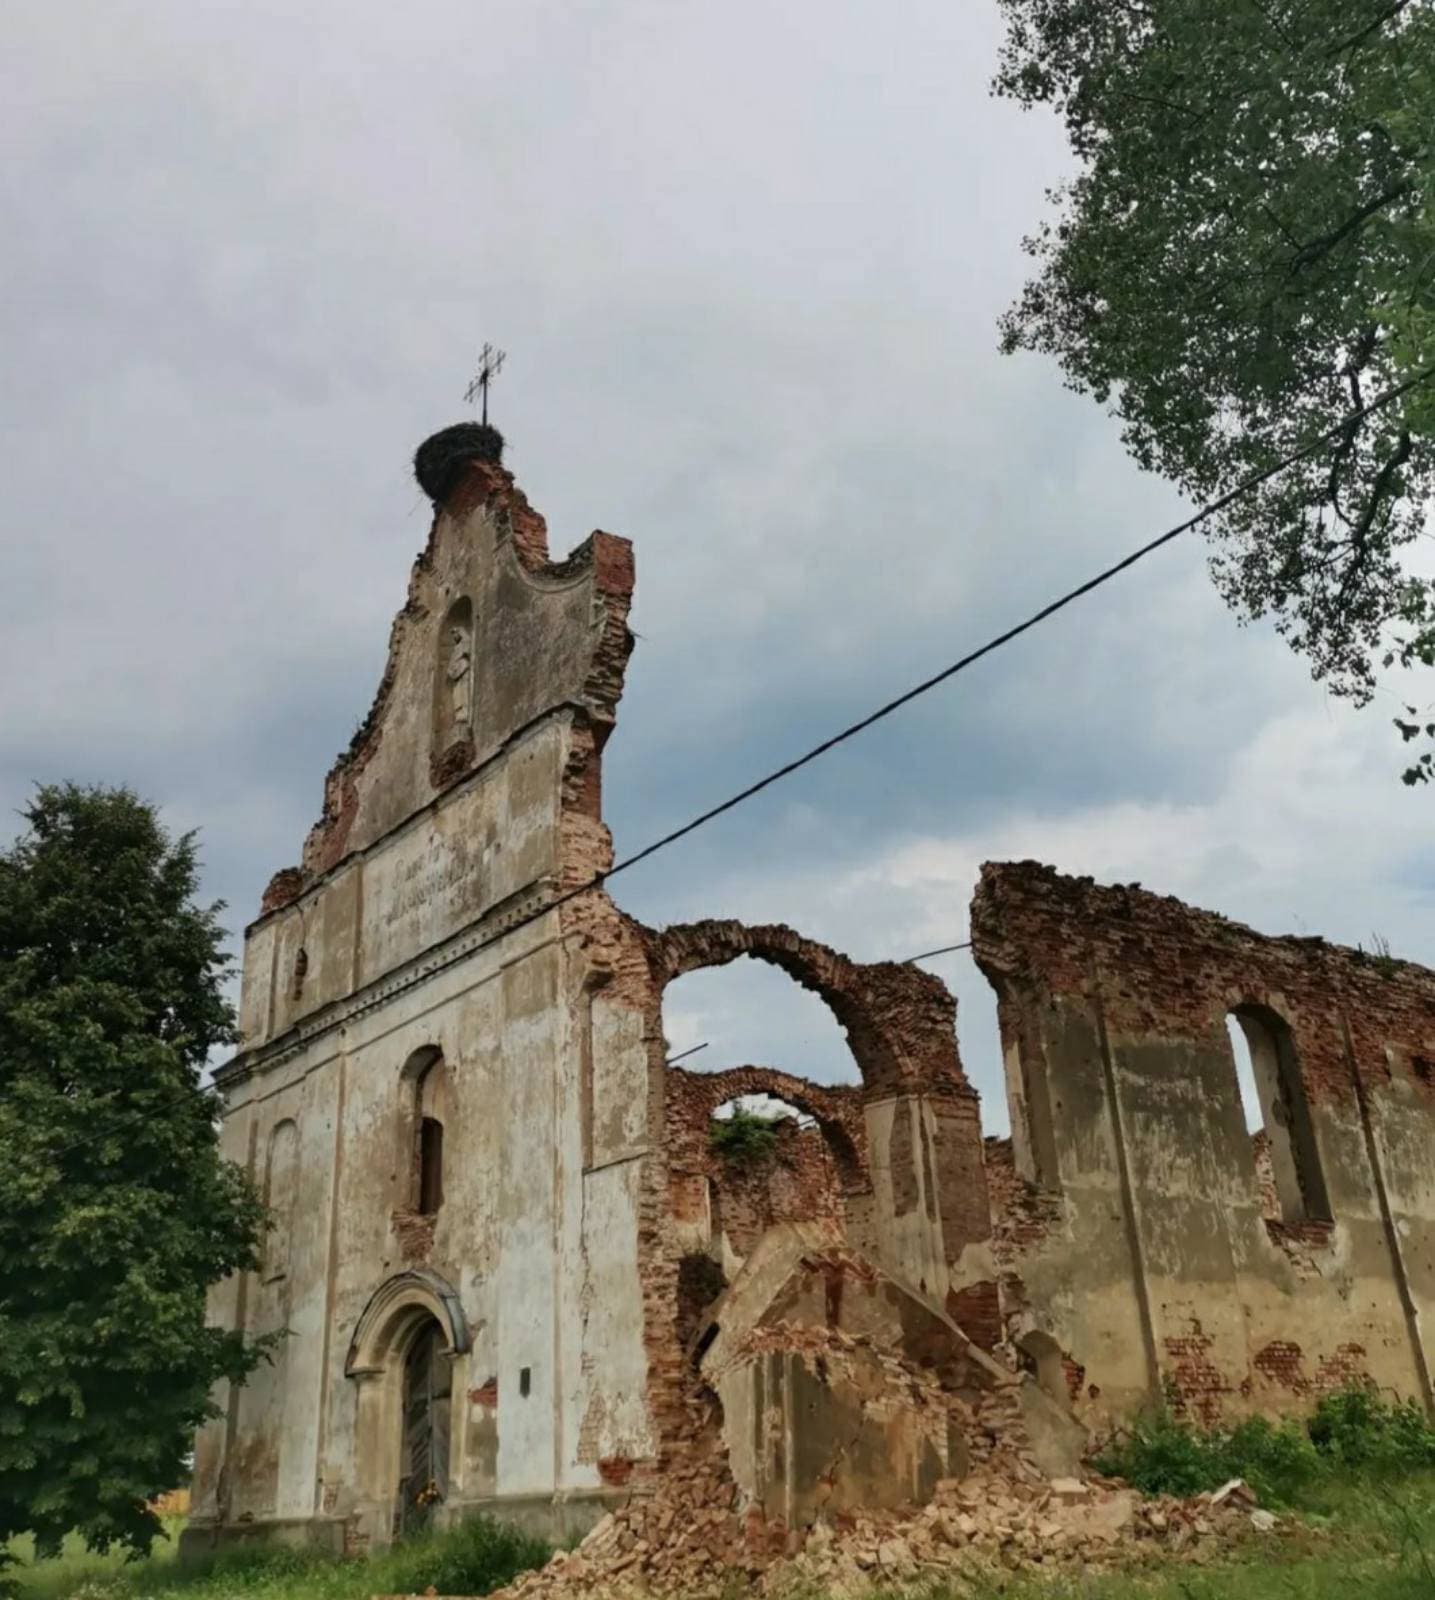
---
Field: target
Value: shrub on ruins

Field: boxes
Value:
[1094,1383,1435,1506]
[709,1108,782,1166]
[994,0,1435,781]
[1308,1386,1435,1473]
[0,785,268,1572]
[1094,1409,1321,1505]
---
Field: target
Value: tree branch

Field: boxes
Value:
[1327,1,1413,57]
[1290,183,1412,275]
[1334,430,1414,609]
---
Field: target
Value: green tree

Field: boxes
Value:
[0,785,267,1568]
[995,0,1435,776]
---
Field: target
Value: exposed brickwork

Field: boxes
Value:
[971,860,1435,1112]
[1252,1340,1370,1397]
[946,1280,1002,1351]
[281,454,635,899]
[709,1119,842,1257]
[664,1065,869,1195]
[260,867,305,916]
[972,860,1435,1428]
[390,1209,435,1265]
[1253,1341,1308,1394]
[428,733,474,791]
[1163,1327,1233,1427]
[651,922,974,1100]
[596,1455,635,1487]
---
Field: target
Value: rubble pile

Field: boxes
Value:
[771,1472,1278,1593]
[502,1457,1280,1599]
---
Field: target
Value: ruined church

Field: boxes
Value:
[188,423,1435,1556]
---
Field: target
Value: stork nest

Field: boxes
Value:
[413,422,505,502]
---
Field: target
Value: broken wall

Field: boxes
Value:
[647,923,999,1351]
[972,861,1435,1426]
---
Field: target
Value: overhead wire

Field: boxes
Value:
[473,362,1435,955]
[905,941,973,963]
[25,364,1435,1159]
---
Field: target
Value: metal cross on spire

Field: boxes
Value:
[464,342,506,427]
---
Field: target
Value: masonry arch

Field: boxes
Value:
[653,920,965,1098]
[651,918,991,1313]
[346,1268,471,1377]
[345,1269,469,1547]
[672,1065,868,1196]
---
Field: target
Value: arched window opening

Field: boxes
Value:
[704,1093,844,1259]
[710,1093,813,1156]
[1226,1007,1331,1224]
[290,946,308,1004]
[663,957,860,1088]
[263,1119,299,1283]
[400,1048,448,1218]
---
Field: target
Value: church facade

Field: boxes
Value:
[189,428,1435,1557]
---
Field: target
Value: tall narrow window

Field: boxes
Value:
[263,1119,299,1282]
[419,1117,444,1214]
[1227,1006,1331,1223]
[412,1053,448,1216]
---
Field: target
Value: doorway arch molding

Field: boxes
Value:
[345,1268,470,1378]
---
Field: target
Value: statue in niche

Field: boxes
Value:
[445,621,472,732]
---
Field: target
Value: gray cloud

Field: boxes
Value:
[3,0,1428,1132]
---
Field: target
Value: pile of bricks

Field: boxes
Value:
[501,1452,1279,1599]
[770,1472,1277,1592]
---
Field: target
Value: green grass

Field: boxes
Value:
[6,1516,549,1600]
[8,1426,1435,1600]
[14,1489,1435,1600]
[5,1521,185,1600]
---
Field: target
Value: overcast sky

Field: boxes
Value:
[5,0,1432,1133]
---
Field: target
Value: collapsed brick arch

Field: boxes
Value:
[651,920,971,1100]
[667,1064,870,1196]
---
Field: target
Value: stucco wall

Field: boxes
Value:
[190,447,649,1553]
[972,860,1435,1427]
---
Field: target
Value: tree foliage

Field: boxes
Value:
[995,0,1435,774]
[0,785,267,1565]
[709,1108,784,1166]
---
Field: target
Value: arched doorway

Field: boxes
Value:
[346,1269,470,1549]
[399,1318,452,1534]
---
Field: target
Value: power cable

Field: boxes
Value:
[607,363,1435,884]
[33,361,1435,1142]
[520,363,1433,929]
[906,941,973,963]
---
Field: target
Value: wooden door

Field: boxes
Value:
[398,1321,451,1535]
